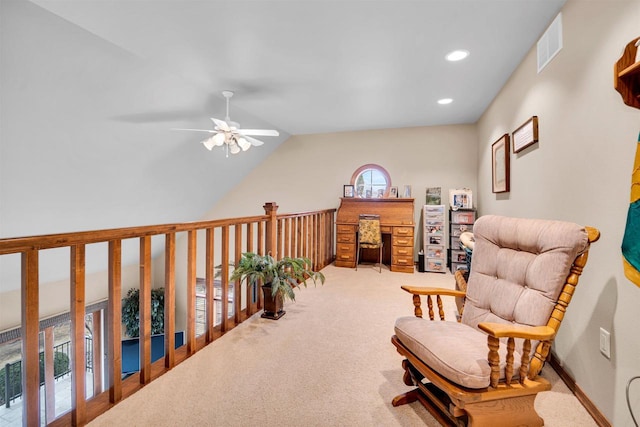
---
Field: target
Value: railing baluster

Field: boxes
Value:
[165,233,176,368]
[257,221,264,255]
[92,310,103,396]
[139,236,152,384]
[21,249,40,426]
[295,217,302,258]
[71,244,86,425]
[319,213,326,268]
[221,226,230,332]
[186,231,197,355]
[245,224,256,315]
[234,225,242,323]
[107,240,122,403]
[205,228,215,342]
[44,326,55,424]
[284,218,291,258]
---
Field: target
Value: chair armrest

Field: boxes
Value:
[479,322,556,387]
[400,285,466,298]
[401,286,466,320]
[478,322,556,341]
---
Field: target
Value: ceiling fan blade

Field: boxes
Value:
[237,129,279,137]
[244,136,265,146]
[211,118,230,131]
[172,128,215,133]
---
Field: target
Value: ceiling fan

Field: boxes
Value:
[173,91,279,156]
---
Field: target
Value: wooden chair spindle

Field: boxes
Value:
[505,337,515,385]
[520,339,531,384]
[487,335,500,388]
[412,294,422,318]
[437,295,445,320]
[427,295,434,320]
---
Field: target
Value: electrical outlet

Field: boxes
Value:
[599,327,611,359]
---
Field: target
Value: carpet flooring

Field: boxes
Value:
[89,264,597,427]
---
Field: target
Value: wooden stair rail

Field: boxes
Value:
[0,202,336,426]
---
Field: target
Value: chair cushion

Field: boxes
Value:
[360,242,382,249]
[394,316,522,389]
[462,215,589,331]
[359,219,382,245]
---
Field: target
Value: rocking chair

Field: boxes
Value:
[391,215,600,426]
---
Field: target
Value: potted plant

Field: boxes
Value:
[121,287,165,338]
[229,252,325,320]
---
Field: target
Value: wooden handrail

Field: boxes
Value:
[1,202,336,426]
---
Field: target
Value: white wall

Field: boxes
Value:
[162,124,479,330]
[476,0,640,424]
[203,125,478,220]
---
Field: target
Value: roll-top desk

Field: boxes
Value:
[335,198,415,273]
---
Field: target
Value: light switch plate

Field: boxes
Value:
[599,327,611,359]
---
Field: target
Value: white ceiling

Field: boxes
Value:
[31,0,566,136]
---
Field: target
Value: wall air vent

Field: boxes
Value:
[537,12,563,73]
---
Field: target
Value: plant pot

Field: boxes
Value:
[261,283,285,320]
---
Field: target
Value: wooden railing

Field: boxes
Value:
[0,202,335,426]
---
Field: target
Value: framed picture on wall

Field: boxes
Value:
[492,134,510,193]
[512,116,539,153]
[343,185,354,198]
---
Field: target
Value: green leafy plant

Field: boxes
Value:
[121,287,165,338]
[229,252,325,302]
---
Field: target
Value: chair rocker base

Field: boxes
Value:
[391,335,550,427]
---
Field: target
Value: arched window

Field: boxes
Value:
[350,164,391,198]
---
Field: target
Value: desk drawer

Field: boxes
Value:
[392,236,414,247]
[393,226,414,237]
[337,233,355,243]
[336,243,356,261]
[392,246,413,257]
[380,225,392,234]
[392,254,414,266]
[337,224,357,234]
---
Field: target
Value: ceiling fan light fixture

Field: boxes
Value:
[202,137,216,150]
[237,137,251,151]
[229,143,241,155]
[438,98,453,105]
[445,49,469,62]
[213,132,226,146]
[174,90,278,157]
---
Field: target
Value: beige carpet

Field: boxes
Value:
[89,264,597,427]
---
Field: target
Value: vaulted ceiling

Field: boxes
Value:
[31,0,566,135]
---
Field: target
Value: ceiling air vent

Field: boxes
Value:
[537,12,563,73]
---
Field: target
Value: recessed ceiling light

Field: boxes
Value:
[445,50,470,62]
[438,98,453,105]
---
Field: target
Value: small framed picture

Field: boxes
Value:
[403,185,412,198]
[492,134,510,193]
[389,186,398,198]
[343,185,354,198]
[512,116,539,153]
